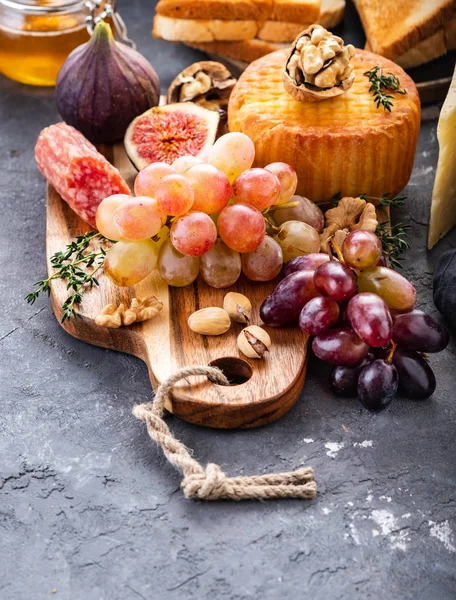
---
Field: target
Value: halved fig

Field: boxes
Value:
[124,103,219,170]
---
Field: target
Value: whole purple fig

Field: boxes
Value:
[56,21,160,143]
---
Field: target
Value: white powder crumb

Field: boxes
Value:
[366,494,373,502]
[303,438,314,444]
[346,501,354,507]
[322,507,332,515]
[391,531,408,552]
[371,509,397,536]
[371,510,409,551]
[429,521,456,553]
[325,442,345,458]
[354,440,373,448]
[402,513,411,519]
[379,496,392,503]
[349,523,361,545]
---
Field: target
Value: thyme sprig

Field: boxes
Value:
[25,231,108,323]
[376,221,410,270]
[364,65,407,112]
[359,192,406,208]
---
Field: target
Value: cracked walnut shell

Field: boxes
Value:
[283,25,355,102]
[167,61,237,112]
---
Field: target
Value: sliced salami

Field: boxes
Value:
[35,122,131,227]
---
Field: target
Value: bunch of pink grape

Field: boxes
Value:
[95,132,306,288]
[260,230,449,411]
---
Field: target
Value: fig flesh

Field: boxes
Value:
[124,103,219,170]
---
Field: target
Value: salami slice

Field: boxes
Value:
[35,122,131,227]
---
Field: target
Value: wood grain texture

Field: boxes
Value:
[46,143,310,429]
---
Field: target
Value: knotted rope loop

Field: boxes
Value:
[133,366,317,502]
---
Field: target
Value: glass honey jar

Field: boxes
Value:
[0,1,127,87]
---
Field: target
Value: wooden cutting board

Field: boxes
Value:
[46,144,310,429]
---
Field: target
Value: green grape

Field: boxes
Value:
[274,220,320,263]
[200,239,241,288]
[104,240,158,287]
[357,266,416,310]
[158,239,200,287]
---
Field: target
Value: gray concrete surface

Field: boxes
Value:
[1,1,455,599]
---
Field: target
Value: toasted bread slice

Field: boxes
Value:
[155,0,273,21]
[186,0,344,60]
[396,30,447,68]
[155,0,319,22]
[156,0,343,45]
[154,15,259,41]
[446,15,456,49]
[188,38,287,63]
[365,13,456,68]
[270,0,320,23]
[258,0,345,40]
[353,0,455,59]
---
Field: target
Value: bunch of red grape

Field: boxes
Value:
[260,230,449,411]
[95,132,305,288]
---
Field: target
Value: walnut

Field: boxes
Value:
[320,197,379,254]
[95,303,124,329]
[283,25,355,102]
[95,296,163,329]
[167,61,237,112]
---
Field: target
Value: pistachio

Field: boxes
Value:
[237,325,271,359]
[188,307,231,336]
[223,292,252,324]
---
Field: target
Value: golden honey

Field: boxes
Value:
[0,1,92,86]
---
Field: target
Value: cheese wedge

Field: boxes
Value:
[229,49,421,203]
[428,66,456,249]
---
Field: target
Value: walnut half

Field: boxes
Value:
[95,296,163,329]
[167,61,237,112]
[283,25,355,102]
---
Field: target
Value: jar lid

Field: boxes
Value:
[0,0,86,14]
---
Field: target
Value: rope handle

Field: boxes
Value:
[133,366,317,501]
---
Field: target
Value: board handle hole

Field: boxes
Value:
[209,357,253,386]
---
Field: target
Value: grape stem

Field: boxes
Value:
[269,201,299,211]
[385,340,397,364]
[330,238,345,263]
[263,214,280,233]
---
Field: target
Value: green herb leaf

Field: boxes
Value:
[364,65,407,112]
[376,221,410,269]
[25,231,109,321]
[359,192,406,209]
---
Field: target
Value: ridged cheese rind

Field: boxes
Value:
[228,49,421,203]
[428,66,456,249]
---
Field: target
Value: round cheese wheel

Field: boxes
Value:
[228,49,421,203]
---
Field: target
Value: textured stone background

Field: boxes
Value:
[1,1,455,599]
